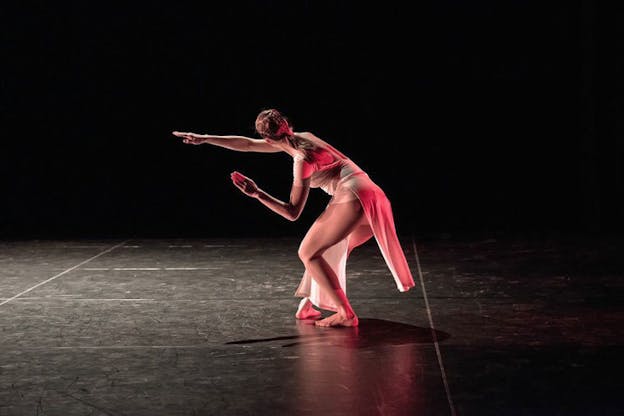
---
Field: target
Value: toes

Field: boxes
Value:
[296,312,322,320]
[314,312,358,327]
[314,313,339,327]
[314,317,331,327]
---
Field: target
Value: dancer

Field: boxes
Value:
[173,109,415,327]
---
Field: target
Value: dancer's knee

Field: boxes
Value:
[297,246,313,264]
[297,243,324,264]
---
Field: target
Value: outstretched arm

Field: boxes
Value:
[172,131,280,153]
[231,171,310,221]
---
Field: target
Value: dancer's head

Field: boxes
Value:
[255,109,293,141]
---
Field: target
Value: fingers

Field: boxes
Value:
[173,131,201,145]
[173,131,193,139]
[230,177,249,194]
[230,180,258,197]
[230,172,244,186]
[173,132,190,141]
[231,172,250,187]
[231,171,245,182]
[230,172,255,196]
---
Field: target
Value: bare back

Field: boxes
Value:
[294,132,349,165]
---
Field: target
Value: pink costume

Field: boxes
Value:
[293,135,416,310]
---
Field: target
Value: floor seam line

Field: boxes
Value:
[0,240,129,309]
[412,235,457,416]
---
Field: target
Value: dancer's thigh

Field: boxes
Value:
[348,223,374,254]
[299,200,365,260]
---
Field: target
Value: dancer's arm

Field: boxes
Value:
[256,181,310,221]
[173,131,280,153]
[231,172,311,221]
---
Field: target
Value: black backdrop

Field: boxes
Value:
[2,1,622,239]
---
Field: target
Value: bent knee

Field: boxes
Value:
[298,244,325,264]
[297,245,313,263]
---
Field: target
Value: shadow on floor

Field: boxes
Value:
[225,318,450,349]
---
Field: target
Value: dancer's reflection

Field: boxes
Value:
[291,320,427,414]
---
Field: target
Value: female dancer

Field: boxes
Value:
[173,109,415,327]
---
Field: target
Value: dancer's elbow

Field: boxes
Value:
[286,212,300,222]
[287,206,303,221]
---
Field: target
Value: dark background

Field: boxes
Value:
[1,1,622,239]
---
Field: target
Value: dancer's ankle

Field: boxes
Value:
[332,289,355,318]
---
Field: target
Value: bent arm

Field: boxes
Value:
[255,179,310,221]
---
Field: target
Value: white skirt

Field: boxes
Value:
[294,172,416,310]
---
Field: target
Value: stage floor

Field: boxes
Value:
[0,234,621,415]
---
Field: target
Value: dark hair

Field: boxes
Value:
[254,109,317,157]
[255,109,292,140]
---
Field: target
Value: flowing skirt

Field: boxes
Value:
[294,172,416,310]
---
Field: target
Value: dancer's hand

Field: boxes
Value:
[172,131,206,145]
[231,171,260,198]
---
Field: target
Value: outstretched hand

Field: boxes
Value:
[172,131,205,145]
[231,171,260,198]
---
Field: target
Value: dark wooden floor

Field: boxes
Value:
[0,233,621,415]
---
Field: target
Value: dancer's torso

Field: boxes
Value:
[292,133,367,197]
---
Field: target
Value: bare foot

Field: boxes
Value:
[295,298,322,320]
[315,311,359,327]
